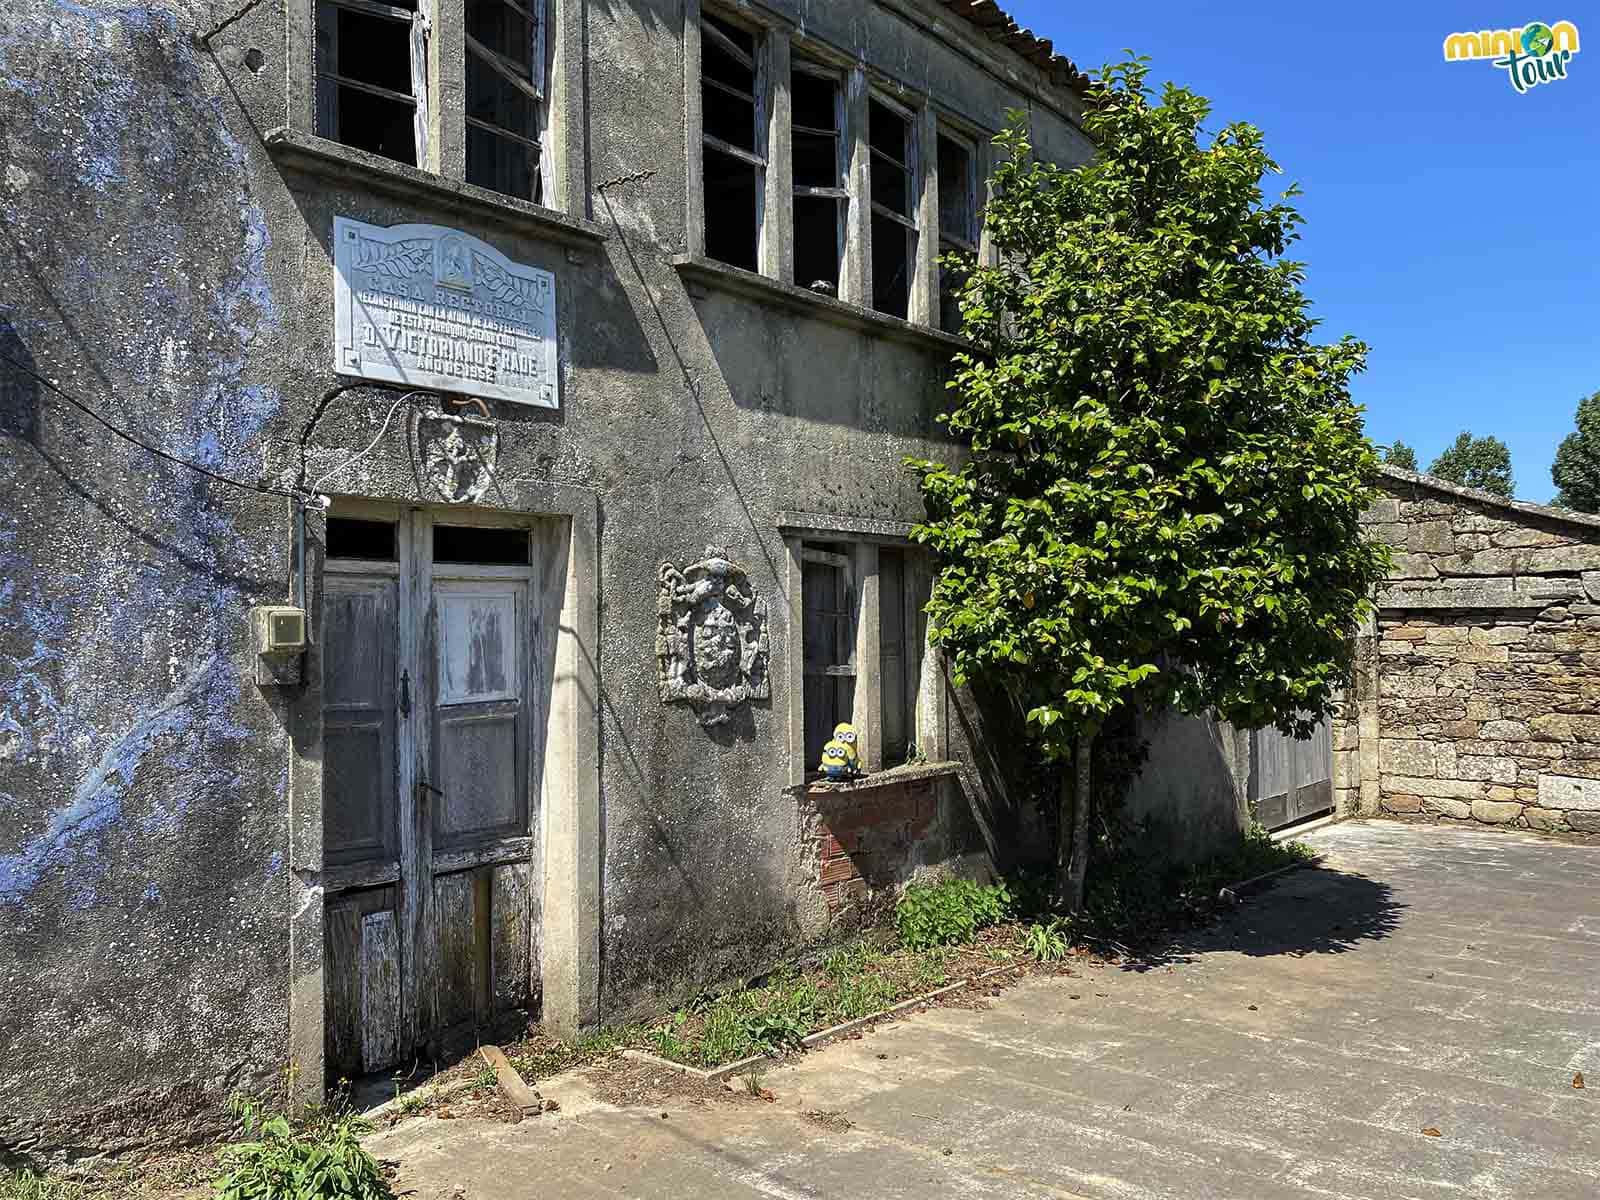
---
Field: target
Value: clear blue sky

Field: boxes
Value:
[1003,3,1598,501]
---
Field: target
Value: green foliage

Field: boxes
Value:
[1384,440,1418,471]
[894,878,1016,951]
[1551,392,1600,512]
[1018,917,1072,962]
[911,57,1389,767]
[1427,431,1514,497]
[212,1095,392,1200]
[641,935,965,1067]
[0,1171,87,1200]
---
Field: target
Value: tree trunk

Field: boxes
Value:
[1055,767,1074,907]
[1067,728,1095,913]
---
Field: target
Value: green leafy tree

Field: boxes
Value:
[1427,432,1513,497]
[1551,392,1600,512]
[1385,440,1418,471]
[911,59,1390,911]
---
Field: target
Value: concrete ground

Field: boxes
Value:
[369,820,1599,1199]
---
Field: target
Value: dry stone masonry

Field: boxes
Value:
[1336,468,1600,834]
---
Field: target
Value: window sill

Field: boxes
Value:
[795,759,964,798]
[264,128,608,249]
[672,255,976,354]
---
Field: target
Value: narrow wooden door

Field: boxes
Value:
[424,533,541,1043]
[322,509,542,1083]
[321,535,408,1082]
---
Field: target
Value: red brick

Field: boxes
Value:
[820,857,859,886]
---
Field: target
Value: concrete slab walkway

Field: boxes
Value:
[369,821,1599,1199]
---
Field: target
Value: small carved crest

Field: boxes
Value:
[657,546,769,727]
[413,410,498,504]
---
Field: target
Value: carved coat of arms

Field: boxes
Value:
[657,546,770,727]
[412,410,498,504]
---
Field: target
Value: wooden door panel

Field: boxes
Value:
[323,577,399,867]
[436,711,522,842]
[324,885,401,1080]
[1251,715,1333,831]
[438,589,519,704]
[491,861,534,1014]
[432,870,486,1032]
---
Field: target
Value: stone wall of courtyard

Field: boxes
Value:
[1338,468,1600,834]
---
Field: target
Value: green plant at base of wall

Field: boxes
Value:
[894,878,1016,951]
[210,1095,392,1200]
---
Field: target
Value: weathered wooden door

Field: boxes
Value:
[1249,715,1333,832]
[322,508,542,1082]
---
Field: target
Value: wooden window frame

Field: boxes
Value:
[696,7,772,273]
[314,0,432,168]
[463,0,553,203]
[789,57,849,293]
[788,534,935,781]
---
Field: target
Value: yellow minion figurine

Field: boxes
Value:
[818,722,861,779]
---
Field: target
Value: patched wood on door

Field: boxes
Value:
[324,885,400,1081]
[430,863,534,1039]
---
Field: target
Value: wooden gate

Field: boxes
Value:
[321,505,545,1082]
[1249,716,1333,831]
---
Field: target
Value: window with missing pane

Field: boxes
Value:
[791,62,846,296]
[802,545,856,774]
[314,0,428,167]
[700,12,765,273]
[465,0,548,203]
[936,131,978,333]
[868,97,918,320]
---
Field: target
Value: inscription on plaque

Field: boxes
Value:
[333,217,558,409]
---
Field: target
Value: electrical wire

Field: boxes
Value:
[0,347,308,502]
[307,389,420,496]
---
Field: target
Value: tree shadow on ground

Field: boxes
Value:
[1118,863,1405,972]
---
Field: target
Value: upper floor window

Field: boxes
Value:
[791,60,847,296]
[312,0,552,206]
[868,96,919,320]
[465,0,548,203]
[700,12,766,273]
[315,0,428,168]
[936,130,978,333]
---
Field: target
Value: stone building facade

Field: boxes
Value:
[1334,467,1600,834]
[0,0,1257,1160]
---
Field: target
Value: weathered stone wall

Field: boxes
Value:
[1340,469,1600,834]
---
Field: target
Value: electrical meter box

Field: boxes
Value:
[251,607,307,685]
[253,606,308,652]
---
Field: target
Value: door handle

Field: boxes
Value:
[400,669,411,719]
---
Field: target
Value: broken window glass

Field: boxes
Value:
[314,0,425,167]
[868,98,918,319]
[701,12,765,272]
[937,132,978,333]
[791,62,846,295]
[466,0,546,202]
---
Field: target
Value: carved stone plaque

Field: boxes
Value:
[658,547,769,726]
[333,217,558,409]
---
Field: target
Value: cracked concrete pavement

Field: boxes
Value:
[368,820,1599,1198]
